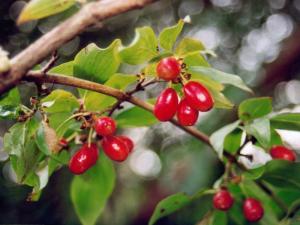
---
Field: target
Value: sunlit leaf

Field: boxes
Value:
[245,118,271,148]
[175,37,205,57]
[238,97,272,121]
[18,0,76,24]
[270,113,300,131]
[159,20,184,51]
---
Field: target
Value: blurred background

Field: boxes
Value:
[1,0,300,224]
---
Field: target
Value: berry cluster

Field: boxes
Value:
[213,189,264,222]
[69,117,134,175]
[154,57,214,126]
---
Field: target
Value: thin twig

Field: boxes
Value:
[41,51,59,74]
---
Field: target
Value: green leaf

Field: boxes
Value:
[211,211,228,225]
[49,61,74,76]
[41,89,79,113]
[224,128,243,154]
[149,189,213,225]
[74,41,121,84]
[83,73,136,112]
[208,88,234,109]
[4,118,43,191]
[116,106,157,128]
[184,52,210,68]
[192,75,224,92]
[17,0,76,24]
[159,20,184,51]
[0,105,20,120]
[210,120,240,158]
[238,97,272,121]
[270,113,300,131]
[0,88,20,105]
[245,118,271,148]
[120,26,158,65]
[189,66,252,93]
[175,37,205,57]
[71,154,115,225]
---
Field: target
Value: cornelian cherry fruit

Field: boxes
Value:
[270,146,296,162]
[177,99,198,126]
[213,189,234,211]
[156,57,181,81]
[154,88,178,121]
[101,136,129,162]
[94,116,116,136]
[69,143,99,175]
[243,198,264,222]
[183,81,214,112]
[118,135,134,153]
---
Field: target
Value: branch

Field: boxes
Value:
[24,71,211,146]
[0,0,157,95]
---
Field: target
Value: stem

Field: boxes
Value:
[24,71,211,146]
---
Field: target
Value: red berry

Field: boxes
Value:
[59,138,68,148]
[177,99,198,126]
[243,198,264,222]
[156,57,181,81]
[118,135,134,153]
[94,116,116,136]
[183,81,214,112]
[154,88,179,121]
[270,146,296,162]
[69,143,99,175]
[101,136,129,162]
[213,189,234,211]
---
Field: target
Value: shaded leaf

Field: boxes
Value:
[71,154,115,225]
[36,121,60,155]
[74,41,121,84]
[245,118,271,148]
[159,20,184,51]
[120,27,158,65]
[238,97,272,121]
[224,128,243,154]
[18,0,76,24]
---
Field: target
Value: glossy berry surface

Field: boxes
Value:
[177,99,198,126]
[156,57,181,81]
[213,189,234,211]
[270,146,296,162]
[69,143,99,175]
[118,135,134,153]
[154,88,179,121]
[243,198,264,222]
[183,81,214,112]
[102,136,129,162]
[94,116,116,136]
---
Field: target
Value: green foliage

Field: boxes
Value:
[120,27,158,65]
[116,106,157,127]
[175,37,205,57]
[49,61,74,75]
[0,88,21,120]
[238,97,272,121]
[74,41,121,84]
[159,19,184,52]
[17,0,76,24]
[71,154,115,225]
[210,120,240,158]
[189,66,252,93]
[270,113,300,131]
[245,118,271,149]
[224,128,243,154]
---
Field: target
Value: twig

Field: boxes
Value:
[41,51,59,74]
[0,0,158,95]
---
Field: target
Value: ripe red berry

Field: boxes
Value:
[183,81,214,112]
[69,143,99,175]
[213,189,234,211]
[154,88,179,121]
[59,138,68,148]
[177,99,198,126]
[156,57,181,81]
[118,135,134,153]
[243,198,264,222]
[94,116,116,136]
[101,136,129,162]
[270,146,296,162]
